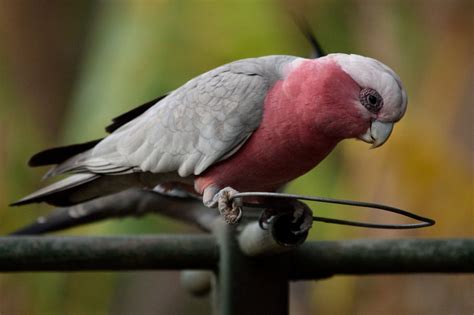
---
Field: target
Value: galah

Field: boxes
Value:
[12,51,407,224]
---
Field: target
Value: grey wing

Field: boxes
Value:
[71,59,278,177]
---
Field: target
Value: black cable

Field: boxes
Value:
[231,192,435,230]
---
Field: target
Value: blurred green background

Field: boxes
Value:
[0,0,472,314]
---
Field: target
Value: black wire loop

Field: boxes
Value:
[230,192,435,230]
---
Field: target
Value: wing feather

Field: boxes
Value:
[53,56,296,178]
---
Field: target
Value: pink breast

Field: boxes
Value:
[194,59,359,194]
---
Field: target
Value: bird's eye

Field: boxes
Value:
[360,88,383,113]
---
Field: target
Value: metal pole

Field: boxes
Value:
[290,238,474,279]
[0,235,218,271]
[0,237,472,274]
[214,221,290,315]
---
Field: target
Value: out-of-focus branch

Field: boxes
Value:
[11,189,218,235]
[10,189,316,257]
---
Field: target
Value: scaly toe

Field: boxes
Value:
[222,206,242,224]
[216,187,243,225]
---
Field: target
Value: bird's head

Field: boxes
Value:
[329,53,407,148]
[285,53,407,148]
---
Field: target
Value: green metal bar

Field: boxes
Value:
[290,238,474,279]
[214,223,289,315]
[0,235,218,271]
[0,236,472,275]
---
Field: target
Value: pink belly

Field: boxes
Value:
[195,131,336,193]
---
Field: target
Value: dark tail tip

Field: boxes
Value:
[9,199,32,207]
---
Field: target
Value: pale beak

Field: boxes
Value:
[358,121,394,148]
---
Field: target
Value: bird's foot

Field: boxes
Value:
[203,186,242,225]
[259,199,313,234]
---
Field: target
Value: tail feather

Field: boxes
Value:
[42,151,92,180]
[10,174,100,206]
[10,172,154,207]
[12,95,176,209]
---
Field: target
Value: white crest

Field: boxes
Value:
[330,53,408,122]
